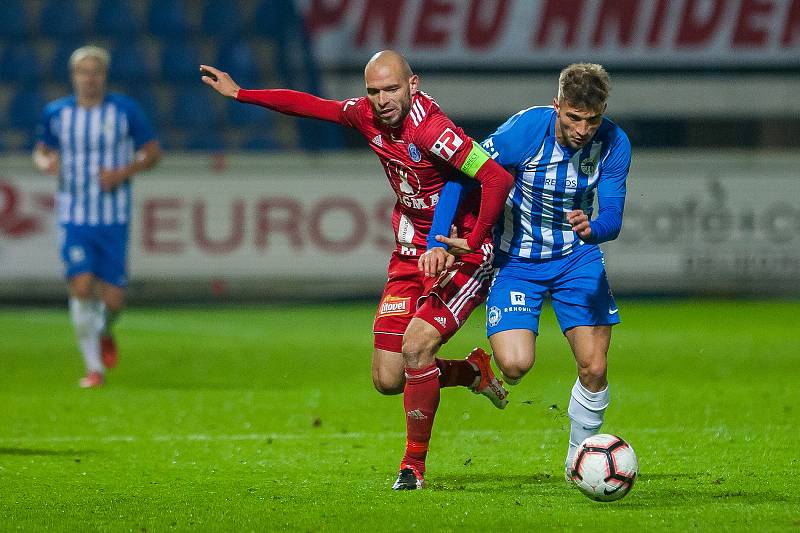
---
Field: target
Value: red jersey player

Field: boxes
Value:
[200,50,514,490]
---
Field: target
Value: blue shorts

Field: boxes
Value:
[59,224,129,287]
[486,244,619,336]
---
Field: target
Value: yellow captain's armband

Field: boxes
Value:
[459,141,491,177]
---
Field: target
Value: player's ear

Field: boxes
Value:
[409,74,419,95]
[553,97,560,111]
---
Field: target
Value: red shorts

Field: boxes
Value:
[373,244,494,353]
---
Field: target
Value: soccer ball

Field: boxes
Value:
[568,434,638,502]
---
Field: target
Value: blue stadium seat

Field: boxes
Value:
[0,43,42,84]
[251,0,288,37]
[242,134,281,151]
[172,86,218,128]
[160,39,202,82]
[113,83,161,127]
[225,98,271,127]
[50,40,84,83]
[95,0,139,37]
[215,40,259,86]
[186,129,224,151]
[8,86,46,131]
[109,40,151,82]
[201,0,243,39]
[0,0,30,39]
[40,0,86,39]
[148,0,191,37]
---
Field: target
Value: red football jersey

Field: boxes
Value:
[337,92,483,256]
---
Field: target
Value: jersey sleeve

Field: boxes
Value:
[414,113,475,170]
[34,105,59,148]
[236,89,355,126]
[584,128,631,244]
[481,107,546,169]
[427,178,466,250]
[124,98,158,149]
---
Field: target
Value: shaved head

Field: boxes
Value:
[364,50,418,127]
[365,50,413,79]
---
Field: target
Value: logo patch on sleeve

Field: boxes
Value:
[430,128,463,161]
[379,295,412,317]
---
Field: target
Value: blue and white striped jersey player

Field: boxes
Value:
[33,45,162,389]
[426,63,631,475]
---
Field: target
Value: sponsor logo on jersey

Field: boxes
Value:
[379,295,411,317]
[408,143,421,162]
[487,306,502,327]
[372,134,383,147]
[431,128,463,161]
[510,291,526,306]
[580,157,598,175]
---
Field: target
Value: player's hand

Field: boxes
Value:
[199,64,240,99]
[434,235,474,256]
[100,168,130,192]
[418,247,455,277]
[33,148,59,175]
[568,209,593,240]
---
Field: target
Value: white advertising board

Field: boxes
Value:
[1,152,798,300]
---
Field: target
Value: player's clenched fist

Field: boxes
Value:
[567,209,592,241]
[199,64,240,99]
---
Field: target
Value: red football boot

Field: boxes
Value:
[79,371,104,389]
[101,335,118,369]
[466,347,509,409]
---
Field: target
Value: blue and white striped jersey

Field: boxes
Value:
[36,93,157,227]
[482,106,630,260]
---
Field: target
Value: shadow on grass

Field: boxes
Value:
[0,447,95,457]
[431,472,565,491]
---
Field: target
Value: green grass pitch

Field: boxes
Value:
[1,300,798,531]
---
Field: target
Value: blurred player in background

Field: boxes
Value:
[428,63,631,477]
[200,50,513,490]
[33,45,162,388]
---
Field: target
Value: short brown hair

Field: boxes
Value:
[557,63,610,110]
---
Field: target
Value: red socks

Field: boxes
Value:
[401,363,441,473]
[436,357,478,388]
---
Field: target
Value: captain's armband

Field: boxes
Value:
[459,140,491,177]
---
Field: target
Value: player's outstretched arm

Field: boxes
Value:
[200,65,240,99]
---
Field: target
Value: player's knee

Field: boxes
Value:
[494,350,534,380]
[372,373,403,395]
[578,359,607,390]
[401,334,438,368]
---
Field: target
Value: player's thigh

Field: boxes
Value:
[371,348,404,395]
[60,225,96,284]
[565,325,611,388]
[488,328,537,375]
[415,251,493,345]
[94,225,130,288]
[373,253,425,354]
[550,247,620,333]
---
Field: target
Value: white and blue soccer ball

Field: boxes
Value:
[568,434,638,502]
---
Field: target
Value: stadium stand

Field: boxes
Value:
[0,0,339,152]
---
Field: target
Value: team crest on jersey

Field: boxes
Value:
[431,128,463,161]
[580,157,598,175]
[408,143,421,162]
[378,295,411,317]
[487,306,502,327]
